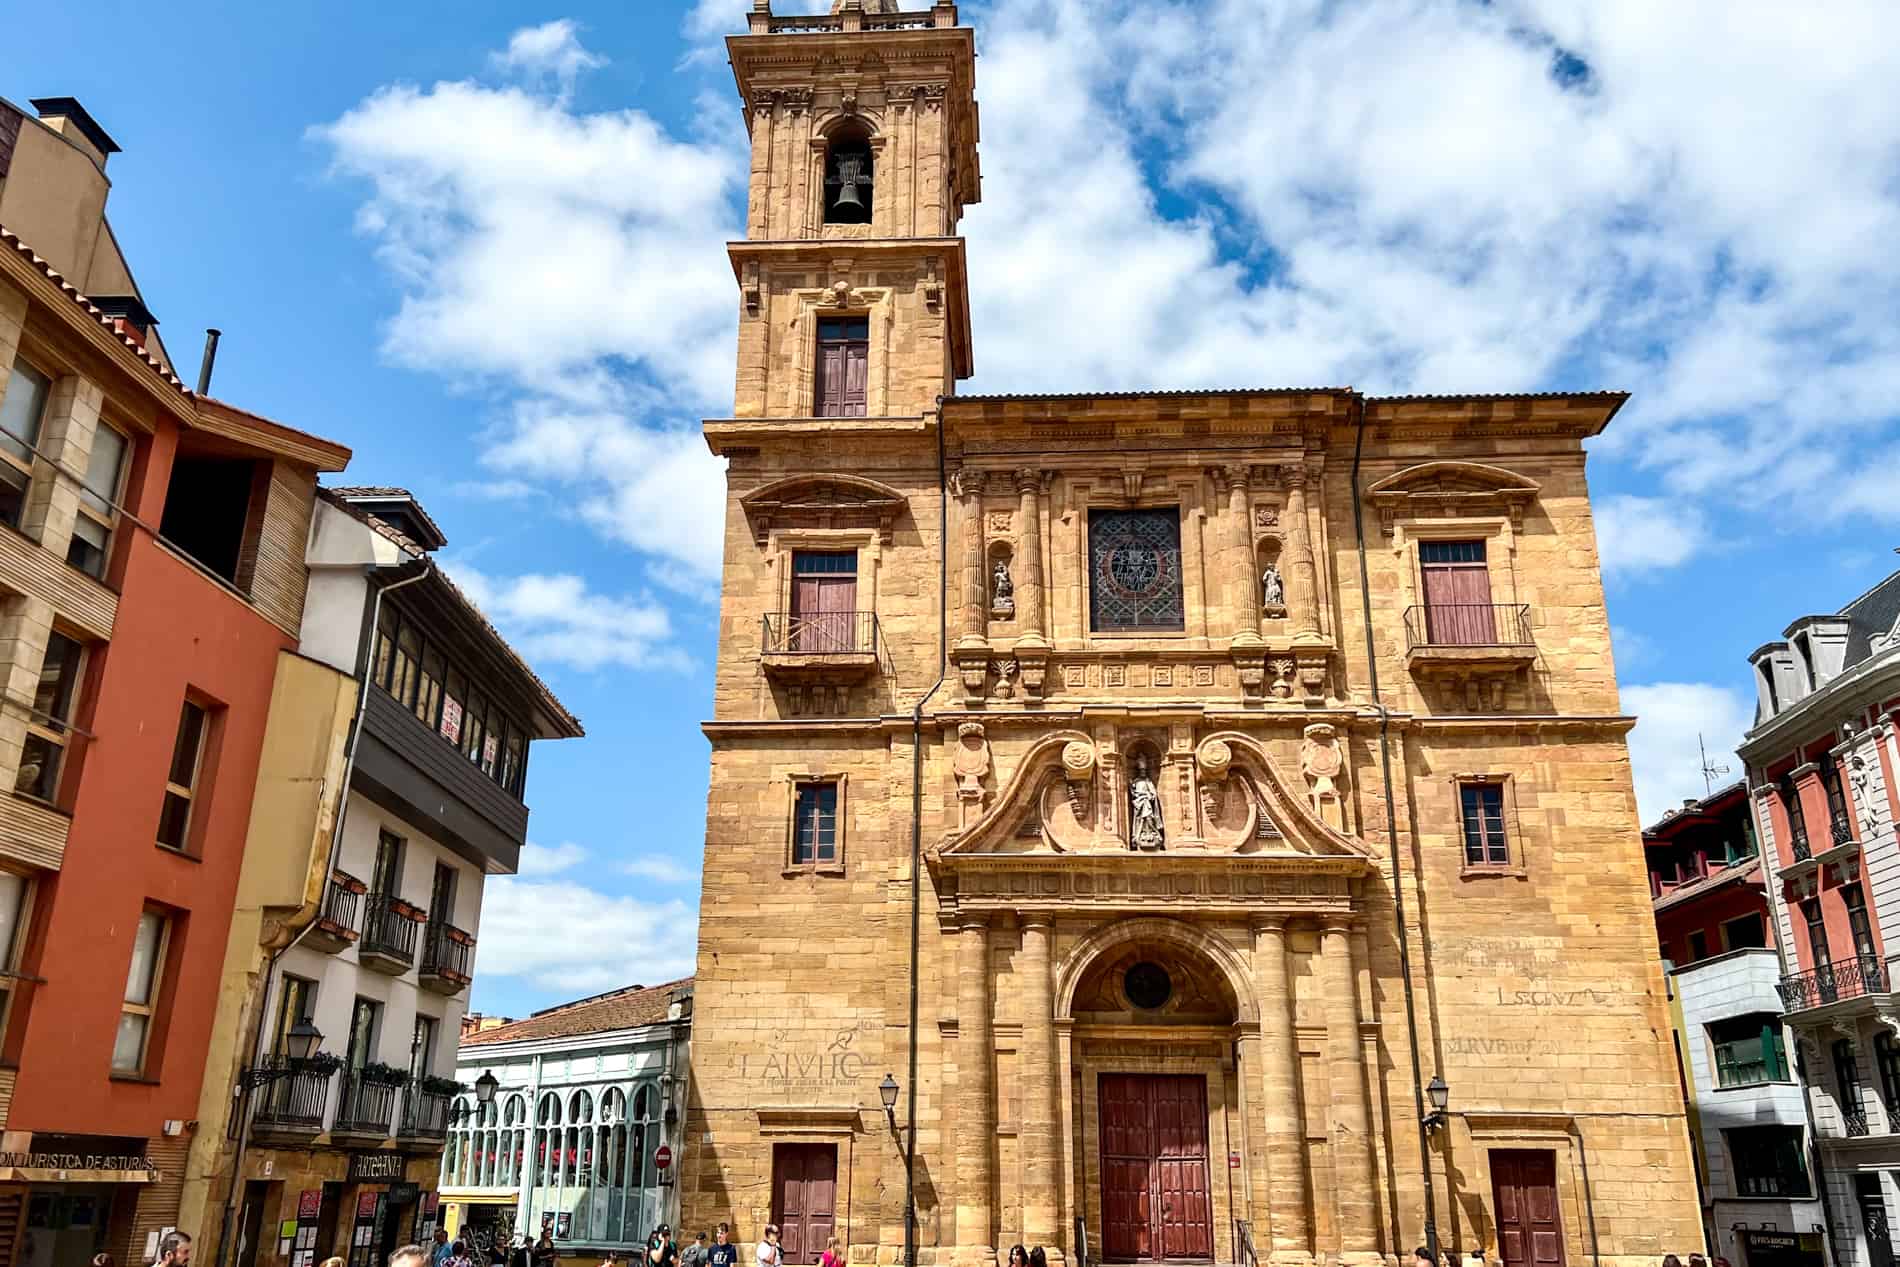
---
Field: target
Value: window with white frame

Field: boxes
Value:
[113,909,171,1074]
[68,421,128,578]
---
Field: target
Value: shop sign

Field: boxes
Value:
[349,1152,407,1182]
[0,1149,158,1174]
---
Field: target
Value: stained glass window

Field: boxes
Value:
[1089,508,1185,632]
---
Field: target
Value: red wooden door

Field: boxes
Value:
[1491,1150,1564,1267]
[772,1143,838,1265]
[790,552,857,652]
[1098,1074,1213,1261]
[1421,540,1496,645]
[815,318,869,418]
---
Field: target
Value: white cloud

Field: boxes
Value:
[1593,495,1708,579]
[1622,681,1754,828]
[475,876,696,995]
[314,24,740,585]
[517,841,588,877]
[622,855,694,886]
[491,19,607,95]
[444,559,691,672]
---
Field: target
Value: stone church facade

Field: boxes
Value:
[682,4,1701,1267]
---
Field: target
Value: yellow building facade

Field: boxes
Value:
[683,5,1702,1267]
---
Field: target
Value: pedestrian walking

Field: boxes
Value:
[432,1229,454,1267]
[708,1226,740,1267]
[681,1233,710,1267]
[533,1230,557,1267]
[819,1238,844,1267]
[756,1226,783,1267]
[391,1248,429,1267]
[508,1237,531,1267]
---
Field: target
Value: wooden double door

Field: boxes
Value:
[771,1143,838,1265]
[1491,1150,1565,1267]
[1099,1074,1214,1261]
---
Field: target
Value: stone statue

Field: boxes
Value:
[992,558,1015,616]
[1261,562,1284,608]
[1129,756,1166,851]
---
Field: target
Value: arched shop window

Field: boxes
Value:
[517,1082,664,1249]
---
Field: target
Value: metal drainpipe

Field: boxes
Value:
[903,400,953,1267]
[1348,397,1442,1261]
[214,558,435,1267]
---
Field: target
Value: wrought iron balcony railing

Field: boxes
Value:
[360,893,419,965]
[422,921,475,983]
[402,1088,454,1139]
[1789,824,1813,862]
[335,1074,400,1135]
[1844,1108,1873,1138]
[1778,955,1887,1012]
[1832,813,1857,847]
[250,1058,333,1133]
[1403,603,1534,650]
[761,610,880,657]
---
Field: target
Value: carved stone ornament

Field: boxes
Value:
[1269,658,1295,700]
[825,279,853,307]
[953,721,991,804]
[1195,738,1233,783]
[992,658,1018,699]
[1254,506,1279,529]
[1301,722,1345,829]
[1129,756,1166,852]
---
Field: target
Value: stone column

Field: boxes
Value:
[1319,921,1380,1263]
[1215,465,1261,645]
[1283,465,1321,641]
[1014,469,1047,645]
[1252,917,1312,1264]
[1020,916,1063,1256]
[958,470,989,650]
[957,915,997,1258]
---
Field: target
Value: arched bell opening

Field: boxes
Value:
[822,118,875,225]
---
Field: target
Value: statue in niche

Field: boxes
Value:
[1129,756,1166,851]
[1261,562,1285,609]
[992,558,1015,616]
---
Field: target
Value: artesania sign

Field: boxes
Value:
[348,1152,407,1181]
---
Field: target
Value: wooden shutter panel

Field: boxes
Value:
[842,340,868,417]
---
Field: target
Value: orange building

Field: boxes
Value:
[0,94,351,1266]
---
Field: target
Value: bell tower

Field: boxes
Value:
[724,0,979,420]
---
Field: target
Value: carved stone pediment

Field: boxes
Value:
[933,727,1372,867]
[1365,460,1539,536]
[741,473,907,545]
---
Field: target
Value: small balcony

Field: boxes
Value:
[249,1058,335,1142]
[306,870,366,954]
[419,921,476,996]
[400,1087,454,1145]
[760,610,881,683]
[359,893,422,974]
[1778,954,1888,1019]
[334,1073,401,1139]
[1844,1109,1874,1138]
[1403,603,1536,674]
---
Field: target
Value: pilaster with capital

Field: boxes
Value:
[1213,465,1261,647]
[957,470,990,650]
[1251,917,1312,1264]
[955,915,997,1258]
[1283,464,1321,642]
[1013,469,1048,644]
[1319,921,1381,1263]
[1019,916,1064,1257]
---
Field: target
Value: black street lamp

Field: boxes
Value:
[476,1069,499,1105]
[1423,1075,1450,1131]
[238,1022,325,1087]
[879,1072,900,1128]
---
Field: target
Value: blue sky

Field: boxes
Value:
[8,1,1900,1018]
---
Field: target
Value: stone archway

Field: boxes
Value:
[1054,918,1257,1266]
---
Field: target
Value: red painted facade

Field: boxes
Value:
[7,416,293,1130]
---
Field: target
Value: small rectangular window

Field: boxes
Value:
[1458,781,1510,867]
[1726,1125,1811,1198]
[157,700,209,851]
[392,621,422,708]
[503,730,525,795]
[793,781,839,866]
[814,318,869,418]
[440,669,466,745]
[68,423,128,578]
[1710,1013,1788,1086]
[0,360,49,465]
[113,910,171,1074]
[1686,929,1709,963]
[15,631,85,804]
[1723,912,1767,951]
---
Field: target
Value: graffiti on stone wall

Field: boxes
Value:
[727,1019,878,1094]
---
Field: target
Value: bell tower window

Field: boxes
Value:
[823,122,874,225]
[815,318,869,418]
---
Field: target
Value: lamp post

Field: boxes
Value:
[1420,1076,1450,1265]
[218,1023,329,1267]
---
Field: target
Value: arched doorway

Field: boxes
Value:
[1062,923,1249,1265]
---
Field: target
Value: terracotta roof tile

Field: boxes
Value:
[460,978,691,1047]
[329,486,449,549]
[1,226,185,392]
